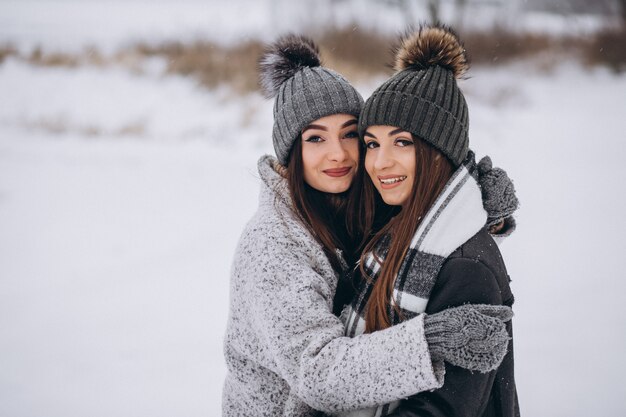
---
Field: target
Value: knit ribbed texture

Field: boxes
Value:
[359,66,469,166]
[424,304,512,373]
[477,155,520,228]
[272,67,363,165]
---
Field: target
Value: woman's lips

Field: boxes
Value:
[323,167,352,177]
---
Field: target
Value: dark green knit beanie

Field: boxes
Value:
[259,35,363,165]
[359,25,470,167]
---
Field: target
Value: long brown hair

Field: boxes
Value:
[285,136,368,272]
[360,136,454,333]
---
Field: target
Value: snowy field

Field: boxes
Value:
[1,1,626,417]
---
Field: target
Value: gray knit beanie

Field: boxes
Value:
[359,25,470,167]
[259,35,364,165]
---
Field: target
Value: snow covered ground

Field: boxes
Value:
[1,1,626,416]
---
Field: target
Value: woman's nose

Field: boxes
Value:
[327,138,348,162]
[373,146,393,171]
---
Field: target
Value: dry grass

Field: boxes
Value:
[15,46,107,68]
[31,116,145,137]
[29,47,82,68]
[316,26,394,81]
[133,40,265,93]
[317,26,587,78]
[461,29,557,65]
[0,44,18,64]
[585,27,626,72]
[128,28,394,92]
[4,25,624,95]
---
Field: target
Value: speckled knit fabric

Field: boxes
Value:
[222,155,443,417]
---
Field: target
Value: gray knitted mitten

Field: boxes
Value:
[424,304,513,373]
[477,156,519,233]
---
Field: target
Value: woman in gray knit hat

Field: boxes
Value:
[222,34,516,416]
[344,25,520,416]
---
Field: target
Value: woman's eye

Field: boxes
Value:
[344,130,359,139]
[365,141,379,149]
[395,138,414,147]
[304,135,324,143]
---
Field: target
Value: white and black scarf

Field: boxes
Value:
[340,151,488,417]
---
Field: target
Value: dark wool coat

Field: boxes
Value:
[387,228,520,417]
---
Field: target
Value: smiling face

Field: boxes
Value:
[300,113,360,194]
[363,125,416,206]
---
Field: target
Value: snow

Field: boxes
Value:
[0,58,272,144]
[465,64,626,416]
[0,0,610,54]
[0,134,262,416]
[1,2,626,416]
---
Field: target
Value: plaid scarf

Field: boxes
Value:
[340,151,488,417]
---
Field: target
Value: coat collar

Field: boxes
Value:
[257,154,292,209]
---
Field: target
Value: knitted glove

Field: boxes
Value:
[477,156,519,235]
[424,304,513,373]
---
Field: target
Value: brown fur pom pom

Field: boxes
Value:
[394,24,469,78]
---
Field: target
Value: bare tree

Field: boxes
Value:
[386,0,442,26]
[454,0,468,32]
[389,0,417,27]
[426,0,441,23]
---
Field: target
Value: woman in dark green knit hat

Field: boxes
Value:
[342,25,520,417]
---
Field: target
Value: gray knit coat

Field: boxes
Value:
[222,155,444,417]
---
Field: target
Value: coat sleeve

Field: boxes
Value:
[385,257,504,417]
[243,229,443,414]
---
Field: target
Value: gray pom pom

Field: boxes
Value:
[394,24,469,78]
[258,34,321,98]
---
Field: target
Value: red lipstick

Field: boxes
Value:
[323,167,351,177]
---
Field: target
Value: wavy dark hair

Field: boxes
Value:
[285,136,371,273]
